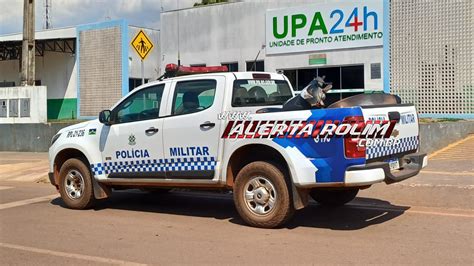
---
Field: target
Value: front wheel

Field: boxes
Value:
[310,188,359,206]
[58,158,95,209]
[234,161,294,228]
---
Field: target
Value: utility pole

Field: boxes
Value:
[21,0,35,86]
[45,0,52,29]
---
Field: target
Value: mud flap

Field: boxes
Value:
[92,177,111,199]
[292,183,310,210]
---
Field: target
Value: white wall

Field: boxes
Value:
[0,59,20,86]
[37,51,76,99]
[0,86,47,124]
[0,51,76,100]
[161,0,383,91]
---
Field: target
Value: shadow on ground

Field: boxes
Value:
[51,190,409,230]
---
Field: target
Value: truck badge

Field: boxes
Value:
[128,134,136,146]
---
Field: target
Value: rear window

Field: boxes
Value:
[232,79,293,107]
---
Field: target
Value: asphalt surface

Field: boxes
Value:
[0,136,473,265]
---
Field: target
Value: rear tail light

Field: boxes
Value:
[344,116,366,159]
[345,137,366,158]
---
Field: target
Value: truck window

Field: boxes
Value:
[113,84,164,124]
[172,80,217,115]
[232,79,292,107]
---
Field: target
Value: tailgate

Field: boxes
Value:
[361,104,419,160]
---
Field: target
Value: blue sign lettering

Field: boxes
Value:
[401,113,416,124]
[115,149,150,159]
[169,146,210,157]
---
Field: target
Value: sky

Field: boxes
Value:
[0,0,197,35]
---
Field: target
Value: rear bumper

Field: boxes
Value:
[344,153,428,186]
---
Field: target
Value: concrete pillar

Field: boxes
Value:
[21,0,35,86]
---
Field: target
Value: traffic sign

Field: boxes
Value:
[131,30,154,60]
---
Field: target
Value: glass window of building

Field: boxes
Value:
[246,60,264,72]
[221,62,238,72]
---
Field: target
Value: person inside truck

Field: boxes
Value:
[175,91,200,114]
[233,86,249,106]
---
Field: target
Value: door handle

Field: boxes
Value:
[200,121,215,129]
[145,127,159,134]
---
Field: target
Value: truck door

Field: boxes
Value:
[99,84,168,178]
[162,77,225,180]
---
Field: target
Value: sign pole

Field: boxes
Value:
[131,29,154,86]
[141,59,144,85]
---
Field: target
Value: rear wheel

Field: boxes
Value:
[234,161,294,228]
[310,188,359,206]
[58,158,95,209]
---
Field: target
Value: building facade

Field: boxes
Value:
[0,20,160,120]
[390,0,473,117]
[161,0,387,106]
[1,0,472,121]
[161,0,472,118]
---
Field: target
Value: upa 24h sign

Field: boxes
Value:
[265,0,384,55]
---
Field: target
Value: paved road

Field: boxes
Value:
[0,152,49,182]
[0,138,473,265]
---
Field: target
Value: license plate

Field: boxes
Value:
[387,158,400,171]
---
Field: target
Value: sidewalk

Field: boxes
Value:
[0,152,49,182]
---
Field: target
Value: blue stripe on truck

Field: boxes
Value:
[272,107,365,183]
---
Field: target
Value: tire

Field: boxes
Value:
[234,161,294,228]
[58,158,95,209]
[310,188,359,206]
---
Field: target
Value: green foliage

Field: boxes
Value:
[194,0,228,7]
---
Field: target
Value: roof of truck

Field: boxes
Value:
[129,72,290,94]
[158,71,287,83]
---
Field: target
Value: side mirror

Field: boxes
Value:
[99,110,112,125]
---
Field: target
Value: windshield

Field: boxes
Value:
[232,79,293,107]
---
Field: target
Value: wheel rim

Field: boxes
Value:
[243,176,277,216]
[64,169,85,200]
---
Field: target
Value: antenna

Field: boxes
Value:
[44,0,52,29]
[177,0,181,66]
[251,44,266,71]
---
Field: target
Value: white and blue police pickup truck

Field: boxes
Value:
[49,70,427,228]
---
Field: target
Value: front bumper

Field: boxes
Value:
[344,153,428,186]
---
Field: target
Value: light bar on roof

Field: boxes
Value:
[165,63,228,77]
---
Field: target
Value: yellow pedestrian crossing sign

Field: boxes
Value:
[131,30,154,60]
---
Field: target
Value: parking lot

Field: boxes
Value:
[1,136,473,265]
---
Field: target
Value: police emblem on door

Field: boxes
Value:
[128,134,136,146]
